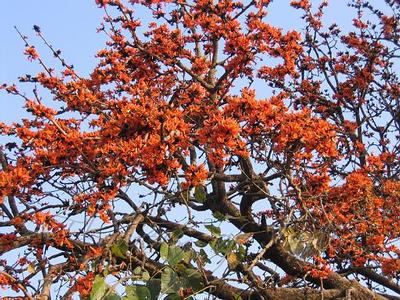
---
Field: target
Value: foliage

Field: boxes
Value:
[1,0,400,299]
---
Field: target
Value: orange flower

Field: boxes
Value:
[23,46,39,61]
[183,164,208,189]
[74,272,95,297]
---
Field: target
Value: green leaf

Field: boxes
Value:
[210,238,236,255]
[146,278,161,300]
[199,249,211,264]
[133,266,142,276]
[160,242,169,260]
[161,267,181,294]
[182,268,204,291]
[171,229,184,242]
[236,245,247,261]
[194,186,207,203]
[104,293,121,300]
[161,243,186,266]
[167,245,185,266]
[125,285,151,300]
[212,211,227,221]
[90,275,108,300]
[182,250,194,264]
[205,224,221,237]
[160,266,204,296]
[164,294,181,300]
[111,240,129,259]
[194,240,208,248]
[103,265,110,276]
[142,271,151,281]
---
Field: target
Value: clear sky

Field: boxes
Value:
[0,0,354,125]
[0,1,105,123]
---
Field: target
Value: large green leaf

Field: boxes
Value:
[90,275,108,300]
[182,268,204,291]
[161,267,181,294]
[167,245,185,266]
[124,285,151,300]
[160,243,186,266]
[146,278,161,300]
[160,265,204,297]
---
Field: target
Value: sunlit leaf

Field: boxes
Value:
[205,224,221,237]
[142,271,151,281]
[160,242,169,260]
[27,263,35,273]
[227,251,239,269]
[281,227,297,237]
[90,275,108,300]
[234,233,253,245]
[133,266,142,276]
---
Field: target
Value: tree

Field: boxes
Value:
[0,0,400,299]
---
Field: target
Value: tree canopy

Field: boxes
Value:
[1,0,400,299]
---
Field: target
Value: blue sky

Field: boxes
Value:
[0,1,105,123]
[0,0,355,126]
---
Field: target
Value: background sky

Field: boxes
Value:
[0,0,355,125]
[0,1,105,124]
